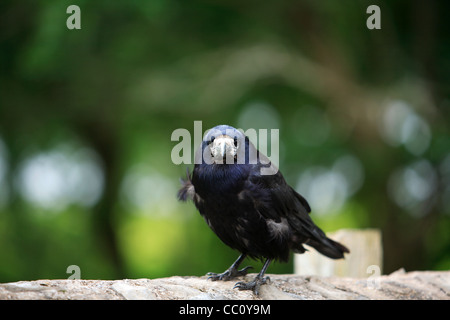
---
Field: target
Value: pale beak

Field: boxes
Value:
[210,135,237,160]
[220,140,227,158]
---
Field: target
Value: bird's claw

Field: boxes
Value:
[207,266,253,281]
[233,276,270,295]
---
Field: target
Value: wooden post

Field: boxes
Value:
[294,228,383,278]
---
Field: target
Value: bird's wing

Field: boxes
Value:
[241,162,350,258]
[240,162,311,225]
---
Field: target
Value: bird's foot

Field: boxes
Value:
[233,275,270,295]
[207,266,253,281]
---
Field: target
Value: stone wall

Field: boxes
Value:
[0,270,448,300]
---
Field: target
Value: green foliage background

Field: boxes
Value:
[0,0,449,282]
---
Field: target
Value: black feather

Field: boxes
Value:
[177,168,194,202]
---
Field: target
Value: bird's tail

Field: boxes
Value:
[306,228,350,259]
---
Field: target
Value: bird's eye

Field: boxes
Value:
[207,136,215,146]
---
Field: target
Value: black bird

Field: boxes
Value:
[178,125,349,294]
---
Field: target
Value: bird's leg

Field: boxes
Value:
[233,258,272,295]
[207,253,253,281]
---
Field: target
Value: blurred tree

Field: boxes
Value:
[0,0,449,282]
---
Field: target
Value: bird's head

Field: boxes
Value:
[202,125,246,164]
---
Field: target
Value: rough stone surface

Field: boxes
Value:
[0,270,448,300]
